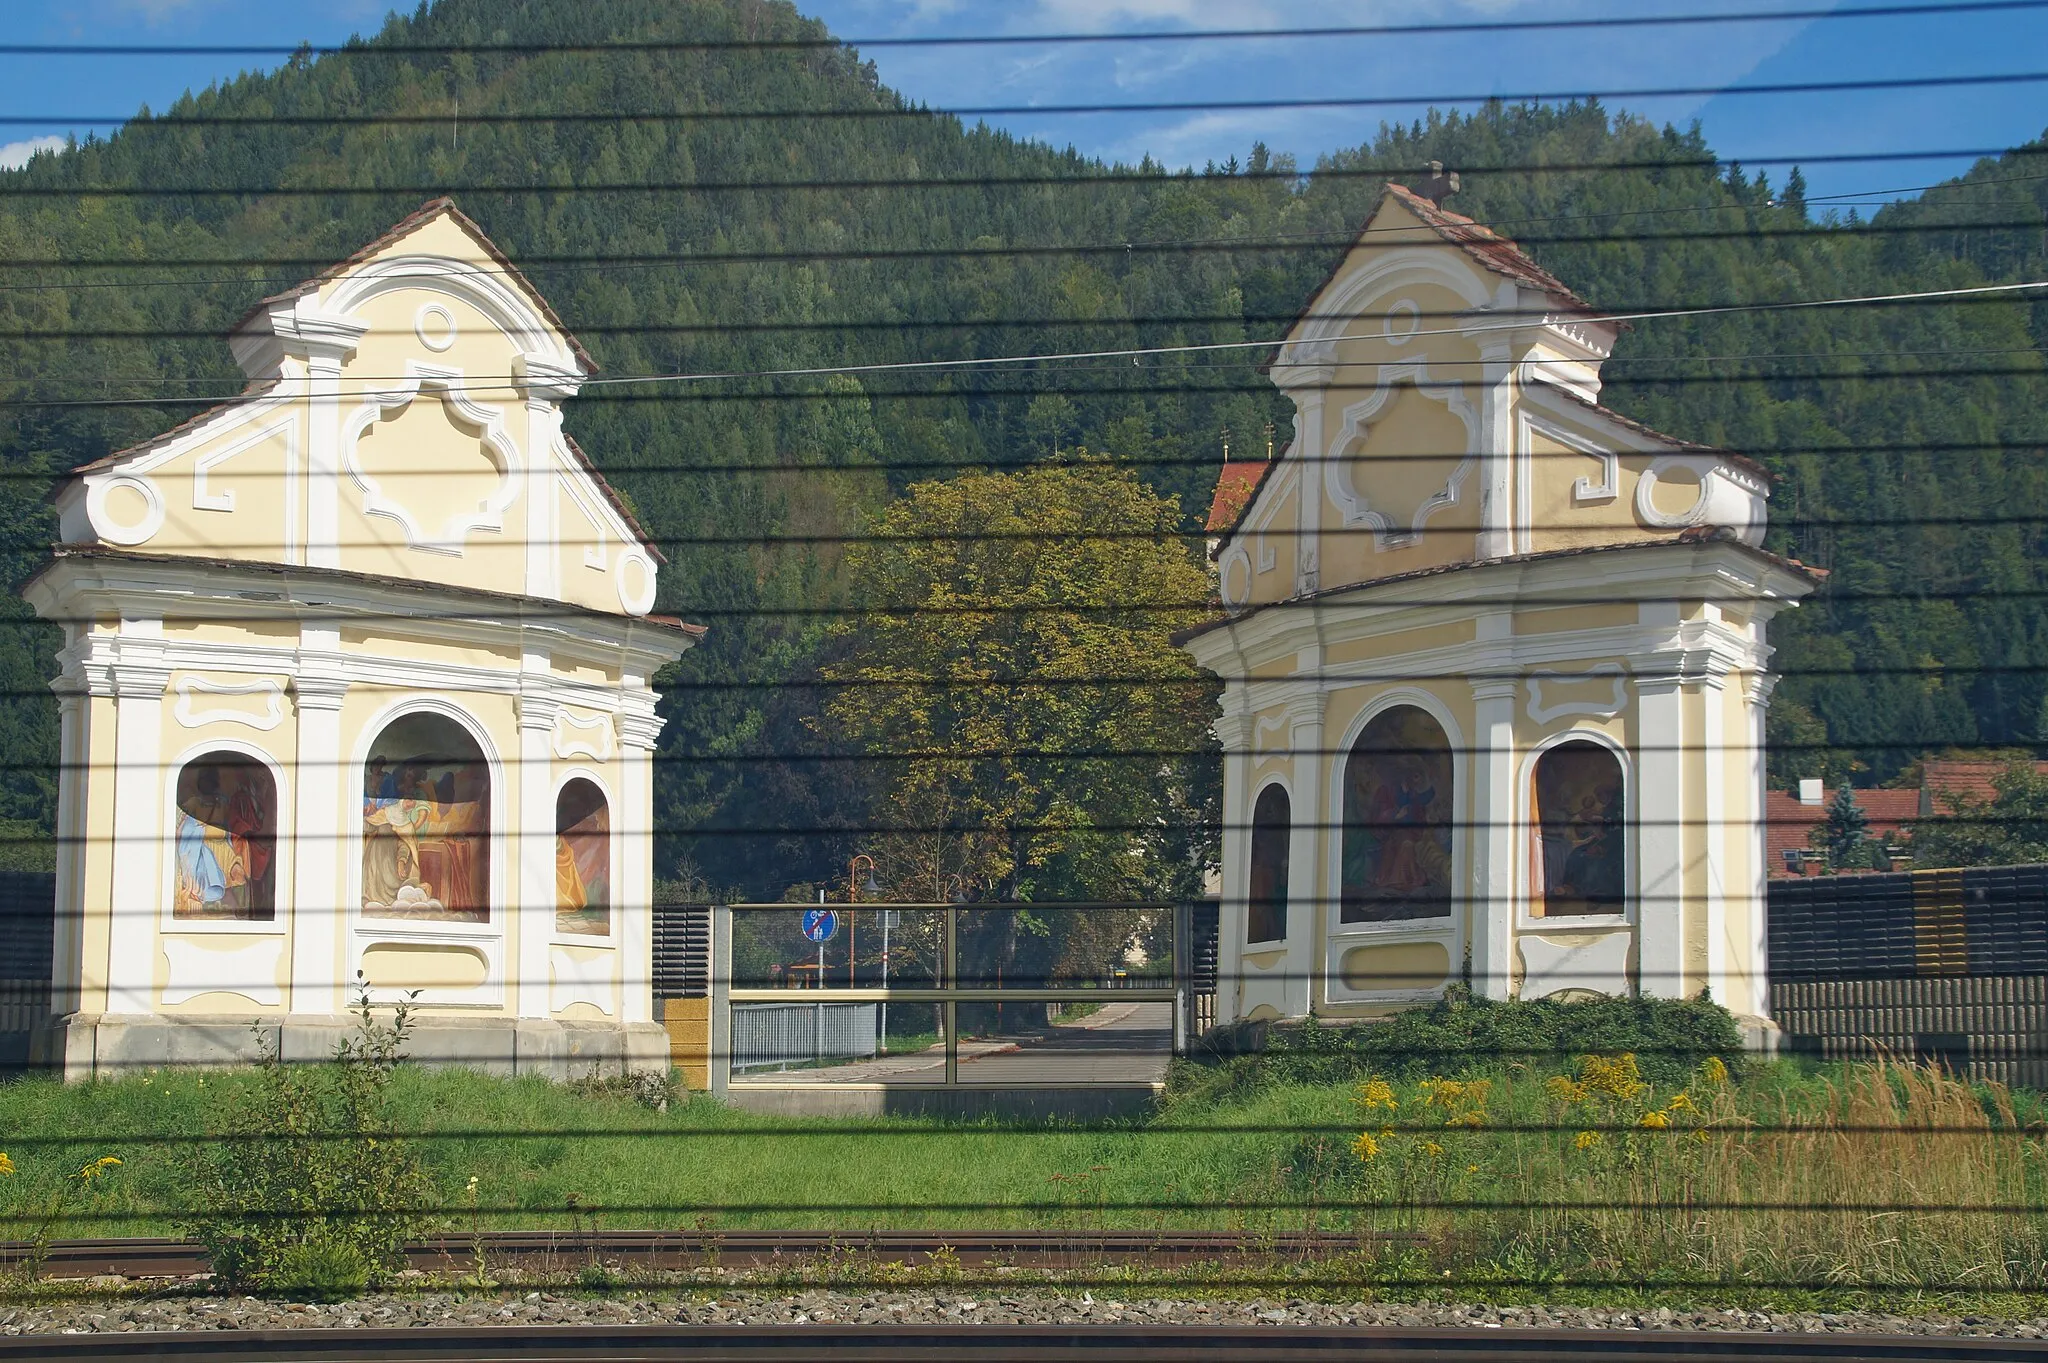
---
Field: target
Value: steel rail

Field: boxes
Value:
[0,1322,2040,1362]
[19,1230,1426,1279]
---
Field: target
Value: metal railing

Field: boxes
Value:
[715,901,1186,1090]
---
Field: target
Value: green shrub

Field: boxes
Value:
[181,979,441,1295]
[1172,987,1743,1100]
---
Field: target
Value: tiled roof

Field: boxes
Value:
[1921,759,2048,813]
[1381,183,1597,311]
[1765,788,1920,878]
[32,543,705,638]
[1175,529,1823,645]
[1205,461,1268,534]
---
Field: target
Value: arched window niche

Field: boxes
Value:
[1531,740,1628,918]
[555,777,611,937]
[1340,705,1454,924]
[173,752,278,921]
[1246,783,1291,945]
[361,712,491,923]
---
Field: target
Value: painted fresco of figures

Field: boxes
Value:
[362,713,490,922]
[1533,741,1626,916]
[554,778,611,936]
[173,754,277,920]
[1340,706,1454,922]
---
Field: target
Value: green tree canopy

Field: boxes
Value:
[820,458,1217,903]
[1907,761,2048,869]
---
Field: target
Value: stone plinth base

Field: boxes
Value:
[31,1012,671,1082]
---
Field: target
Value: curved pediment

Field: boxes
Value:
[1212,185,1770,607]
[55,202,661,618]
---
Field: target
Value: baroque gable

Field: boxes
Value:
[1211,185,1771,614]
[55,200,661,619]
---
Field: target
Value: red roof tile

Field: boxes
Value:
[1921,759,2048,812]
[1205,461,1267,534]
[1764,788,1919,878]
[1381,183,1598,310]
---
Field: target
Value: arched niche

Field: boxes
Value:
[1531,740,1627,917]
[555,777,612,937]
[1246,783,1291,945]
[1340,705,1454,923]
[172,751,278,921]
[361,711,491,923]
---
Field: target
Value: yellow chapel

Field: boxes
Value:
[1184,184,1820,1043]
[25,200,696,1077]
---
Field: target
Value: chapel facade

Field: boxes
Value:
[1182,185,1819,1041]
[25,200,696,1077]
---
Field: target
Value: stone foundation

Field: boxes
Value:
[31,1012,671,1082]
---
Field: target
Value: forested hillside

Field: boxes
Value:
[2,0,2045,893]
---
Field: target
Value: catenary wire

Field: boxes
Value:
[7,1,2045,56]
[13,69,2048,135]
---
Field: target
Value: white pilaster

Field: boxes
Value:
[516,663,559,1021]
[1635,675,1688,998]
[616,680,663,1027]
[1216,692,1253,1022]
[1291,389,1325,596]
[305,355,345,571]
[289,626,348,1015]
[518,357,580,602]
[1744,671,1779,1021]
[1702,670,1730,1004]
[51,685,86,1015]
[107,617,170,1016]
[1473,337,1517,561]
[1283,688,1324,1017]
[1469,669,1518,1001]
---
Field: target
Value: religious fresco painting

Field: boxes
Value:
[361,713,491,923]
[1246,783,1291,944]
[1340,706,1455,923]
[555,778,611,937]
[1532,741,1627,917]
[173,753,277,921]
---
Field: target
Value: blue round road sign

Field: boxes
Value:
[802,908,839,943]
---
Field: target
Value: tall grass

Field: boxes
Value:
[0,1054,2039,1298]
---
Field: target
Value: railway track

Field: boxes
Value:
[24,1229,1419,1280]
[0,1323,2040,1362]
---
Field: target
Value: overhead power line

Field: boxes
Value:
[0,279,2035,413]
[3,0,2041,56]
[4,209,2048,294]
[1,152,2037,221]
[12,71,2048,142]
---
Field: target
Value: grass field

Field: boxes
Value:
[2,1052,2045,1301]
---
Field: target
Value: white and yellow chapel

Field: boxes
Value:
[1184,184,1820,1042]
[25,200,696,1077]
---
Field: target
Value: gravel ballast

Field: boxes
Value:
[0,1291,2043,1339]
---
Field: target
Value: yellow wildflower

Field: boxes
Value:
[1581,1053,1649,1101]
[0,1153,13,1176]
[1638,1109,1671,1131]
[1466,1165,1479,1174]
[1666,1092,1694,1113]
[1352,1131,1380,1163]
[1546,1075,1587,1104]
[1419,1140,1444,1159]
[1574,1130,1601,1150]
[77,1156,121,1183]
[1357,1079,1398,1112]
[1699,1056,1729,1086]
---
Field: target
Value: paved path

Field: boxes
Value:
[730,1000,1172,1087]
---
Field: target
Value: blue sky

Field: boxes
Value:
[2,0,2044,206]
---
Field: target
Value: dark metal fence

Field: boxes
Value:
[1768,864,2048,1086]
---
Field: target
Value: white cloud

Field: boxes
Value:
[0,136,66,171]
